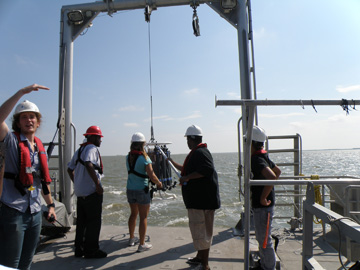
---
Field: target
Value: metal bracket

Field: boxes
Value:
[104,0,115,16]
[145,0,157,22]
[59,108,66,145]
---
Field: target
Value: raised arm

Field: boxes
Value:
[0,84,50,141]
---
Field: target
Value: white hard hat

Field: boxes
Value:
[131,132,146,143]
[14,100,40,115]
[184,125,203,137]
[247,126,267,143]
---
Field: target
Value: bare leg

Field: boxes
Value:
[138,203,150,245]
[198,249,210,270]
[128,203,139,239]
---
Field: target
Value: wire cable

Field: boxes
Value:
[147,20,155,142]
[327,216,357,269]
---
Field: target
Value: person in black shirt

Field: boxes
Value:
[169,125,220,270]
[249,126,281,270]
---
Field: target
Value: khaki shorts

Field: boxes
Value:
[188,209,215,250]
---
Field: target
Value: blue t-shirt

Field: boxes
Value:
[126,154,151,190]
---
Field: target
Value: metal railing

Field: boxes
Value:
[344,185,360,262]
[267,134,303,219]
[251,179,360,269]
[302,182,360,269]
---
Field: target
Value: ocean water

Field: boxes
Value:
[68,149,360,229]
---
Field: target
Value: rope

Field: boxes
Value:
[307,174,323,224]
[341,99,350,115]
[313,184,322,224]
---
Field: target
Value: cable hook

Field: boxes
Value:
[191,2,200,37]
[145,5,152,22]
[311,100,317,113]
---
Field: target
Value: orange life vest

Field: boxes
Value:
[15,132,52,186]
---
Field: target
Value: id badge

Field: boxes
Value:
[30,187,38,198]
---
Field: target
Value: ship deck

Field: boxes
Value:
[32,225,347,270]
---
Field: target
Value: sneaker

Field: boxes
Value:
[193,265,211,270]
[186,257,202,265]
[250,265,264,270]
[128,237,138,246]
[137,243,152,252]
[84,249,107,259]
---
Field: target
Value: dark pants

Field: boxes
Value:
[75,192,103,254]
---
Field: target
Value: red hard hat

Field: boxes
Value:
[83,126,103,137]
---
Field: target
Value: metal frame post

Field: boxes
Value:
[236,0,252,135]
[243,106,255,270]
[303,183,315,269]
[59,10,75,214]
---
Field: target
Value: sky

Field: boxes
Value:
[1,0,360,156]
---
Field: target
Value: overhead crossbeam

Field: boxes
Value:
[62,0,210,13]
[61,0,233,42]
[215,98,360,107]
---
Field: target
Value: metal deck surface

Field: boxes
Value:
[32,225,348,270]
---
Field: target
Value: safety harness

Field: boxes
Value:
[3,132,52,196]
[75,142,103,174]
[127,150,148,179]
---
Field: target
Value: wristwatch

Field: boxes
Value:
[47,203,55,208]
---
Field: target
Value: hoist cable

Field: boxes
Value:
[147,21,155,142]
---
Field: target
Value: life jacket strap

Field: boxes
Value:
[76,145,103,174]
[127,155,149,179]
[3,172,27,196]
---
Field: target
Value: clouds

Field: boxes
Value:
[118,105,144,112]
[145,111,202,122]
[336,85,360,93]
[227,92,241,99]
[183,88,199,95]
[253,27,266,40]
[112,106,145,118]
[259,112,305,119]
[178,111,202,121]
[123,122,139,127]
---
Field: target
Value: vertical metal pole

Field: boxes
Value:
[303,183,314,269]
[244,106,255,270]
[345,188,352,261]
[237,0,252,134]
[58,11,65,204]
[61,11,74,215]
[294,136,300,218]
[236,2,255,268]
